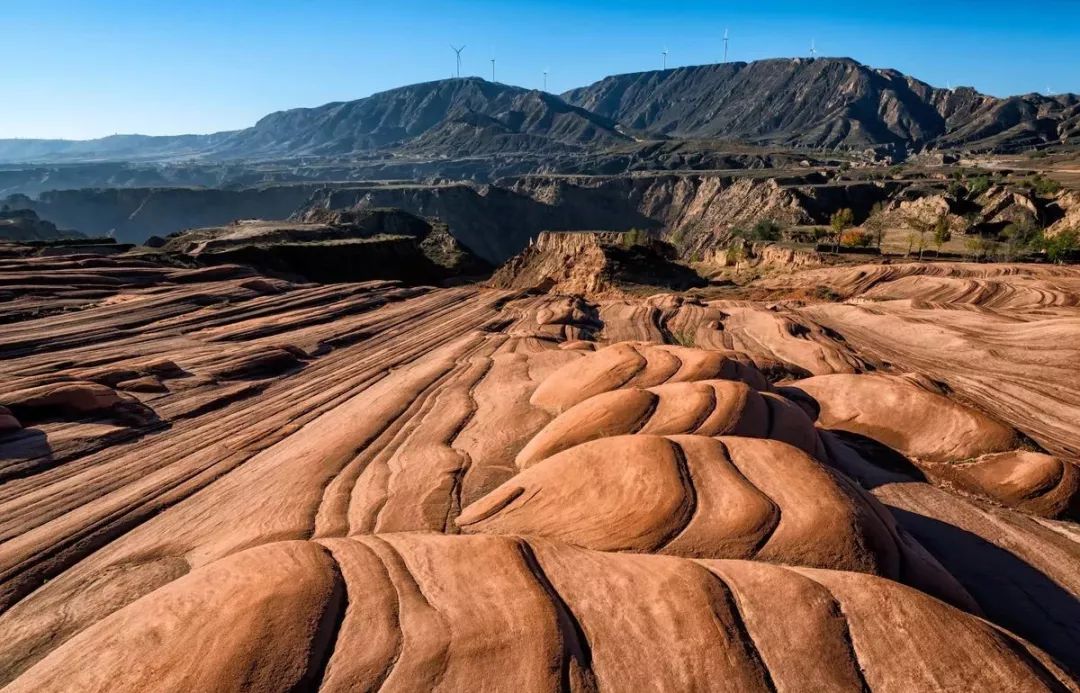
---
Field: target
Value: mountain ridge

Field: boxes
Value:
[563,57,1079,154]
[1,58,1076,164]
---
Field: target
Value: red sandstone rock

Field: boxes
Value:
[0,254,1077,690]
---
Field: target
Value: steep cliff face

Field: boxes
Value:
[163,209,487,284]
[3,186,319,244]
[1,174,911,263]
[507,174,894,259]
[298,175,813,263]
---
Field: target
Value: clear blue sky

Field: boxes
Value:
[3,0,1078,140]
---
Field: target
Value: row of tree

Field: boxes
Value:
[730,205,1078,264]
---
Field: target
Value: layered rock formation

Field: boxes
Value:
[0,252,1078,690]
[161,208,488,283]
[490,231,704,295]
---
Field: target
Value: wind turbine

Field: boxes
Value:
[662,47,669,70]
[810,39,817,59]
[451,45,465,78]
[543,68,549,91]
[723,28,729,63]
[491,54,496,82]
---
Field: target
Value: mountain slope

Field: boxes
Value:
[0,79,626,164]
[215,78,628,158]
[563,58,1077,153]
[1,60,1077,165]
[0,133,233,164]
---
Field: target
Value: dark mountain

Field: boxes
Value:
[0,78,626,164]
[213,78,628,159]
[563,58,1078,154]
[1,60,1076,166]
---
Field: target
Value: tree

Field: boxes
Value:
[1043,229,1079,264]
[1000,218,1042,260]
[863,202,887,249]
[964,237,982,261]
[905,215,934,260]
[966,235,1001,262]
[830,208,855,253]
[840,230,873,247]
[978,236,1001,262]
[932,213,952,255]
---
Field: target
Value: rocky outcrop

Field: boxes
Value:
[1048,190,1080,237]
[489,231,704,295]
[0,207,82,242]
[162,209,488,283]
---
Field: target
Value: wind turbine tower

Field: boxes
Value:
[543,68,549,91]
[810,39,817,59]
[490,54,496,82]
[451,45,465,78]
[662,47,669,70]
[723,28,729,63]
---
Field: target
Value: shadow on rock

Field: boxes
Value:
[887,504,1080,677]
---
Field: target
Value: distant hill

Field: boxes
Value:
[0,133,232,164]
[1,59,1076,164]
[211,77,628,159]
[563,58,1080,154]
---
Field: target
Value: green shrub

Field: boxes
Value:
[750,219,782,242]
[1032,176,1062,196]
[1044,229,1079,264]
[733,221,782,242]
[620,228,649,248]
[812,286,842,301]
[967,175,991,197]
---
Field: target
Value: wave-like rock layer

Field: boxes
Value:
[0,254,1078,690]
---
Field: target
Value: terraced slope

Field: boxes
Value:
[0,254,1077,690]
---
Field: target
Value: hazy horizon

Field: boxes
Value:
[4,0,1079,140]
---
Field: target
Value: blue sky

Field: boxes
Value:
[3,0,1078,139]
